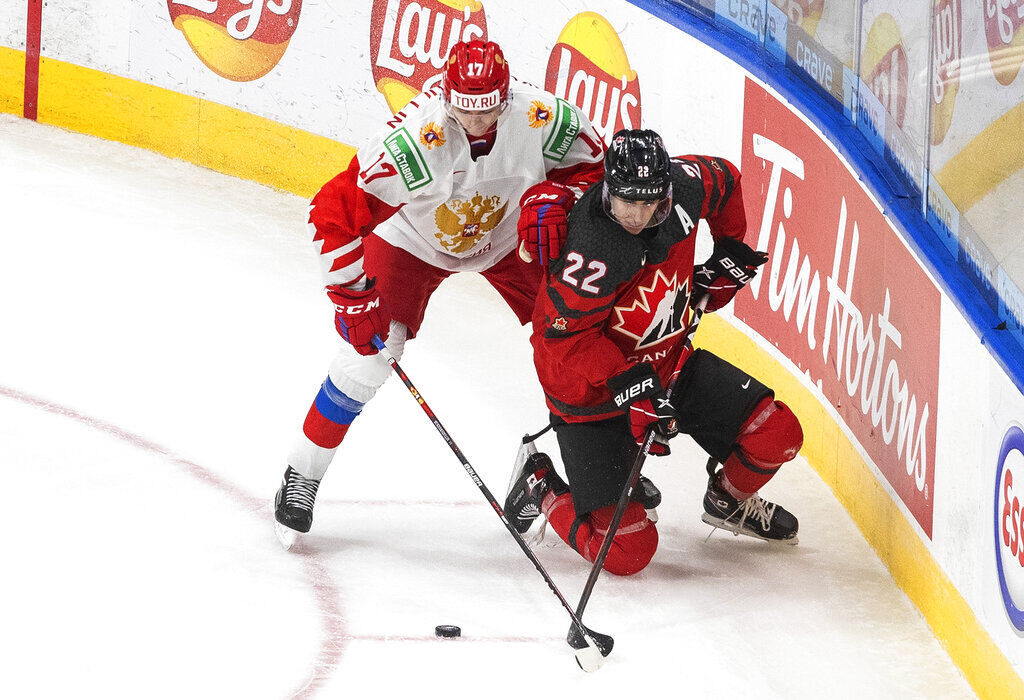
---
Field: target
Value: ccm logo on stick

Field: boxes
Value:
[614,377,654,407]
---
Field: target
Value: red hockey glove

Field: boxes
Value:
[608,364,678,456]
[692,237,769,312]
[326,280,390,356]
[517,182,576,266]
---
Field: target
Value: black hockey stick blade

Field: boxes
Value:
[567,623,613,672]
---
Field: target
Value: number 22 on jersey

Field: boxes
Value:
[562,252,607,293]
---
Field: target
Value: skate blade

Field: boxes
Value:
[700,513,798,546]
[274,521,300,550]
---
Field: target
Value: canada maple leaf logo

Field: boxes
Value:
[612,269,690,350]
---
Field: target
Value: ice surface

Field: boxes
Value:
[0,114,975,699]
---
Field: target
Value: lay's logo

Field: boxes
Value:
[772,0,825,36]
[931,0,962,145]
[863,13,908,128]
[167,0,301,81]
[544,12,641,145]
[370,0,488,113]
[983,0,1024,86]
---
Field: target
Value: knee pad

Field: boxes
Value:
[587,502,658,576]
[725,398,803,495]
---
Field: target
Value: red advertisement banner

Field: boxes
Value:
[736,79,940,537]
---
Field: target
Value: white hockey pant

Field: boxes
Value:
[287,321,408,480]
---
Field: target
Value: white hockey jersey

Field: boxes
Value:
[309,79,605,285]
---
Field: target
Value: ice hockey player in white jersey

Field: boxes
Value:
[274,39,605,546]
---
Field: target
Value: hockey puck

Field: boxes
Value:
[434,625,461,638]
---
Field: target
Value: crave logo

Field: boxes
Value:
[544,12,641,145]
[167,0,301,81]
[736,80,940,537]
[862,13,908,128]
[995,425,1024,631]
[984,0,1024,85]
[613,271,690,359]
[370,0,488,113]
[931,0,962,145]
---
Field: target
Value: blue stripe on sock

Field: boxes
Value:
[314,377,364,425]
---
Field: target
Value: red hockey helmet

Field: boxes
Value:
[442,40,510,113]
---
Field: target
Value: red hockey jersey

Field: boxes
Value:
[532,155,746,422]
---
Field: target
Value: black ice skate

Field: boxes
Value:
[274,466,321,549]
[504,451,568,534]
[632,475,662,522]
[701,471,798,544]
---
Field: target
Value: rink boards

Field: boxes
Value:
[2,1,1024,697]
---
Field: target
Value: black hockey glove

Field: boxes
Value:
[692,237,769,312]
[608,363,678,456]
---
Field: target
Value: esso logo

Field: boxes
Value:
[995,424,1024,630]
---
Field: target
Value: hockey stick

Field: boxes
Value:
[371,335,612,672]
[566,295,709,658]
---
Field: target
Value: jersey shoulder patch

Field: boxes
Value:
[381,127,434,191]
[541,98,583,163]
[668,159,707,213]
[358,95,449,195]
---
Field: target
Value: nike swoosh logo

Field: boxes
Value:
[741,379,751,389]
[453,170,467,175]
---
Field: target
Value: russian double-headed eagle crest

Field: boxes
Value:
[419,122,446,149]
[528,100,553,128]
[434,194,509,254]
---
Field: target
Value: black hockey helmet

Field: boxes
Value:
[602,129,673,229]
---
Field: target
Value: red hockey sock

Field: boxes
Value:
[542,492,658,576]
[302,401,353,449]
[722,397,803,497]
[301,378,364,449]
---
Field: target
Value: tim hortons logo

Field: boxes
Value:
[370,0,488,113]
[737,85,940,537]
[863,13,908,127]
[984,0,1024,85]
[545,12,641,145]
[433,193,508,254]
[612,270,690,354]
[770,0,825,35]
[167,0,301,81]
[931,0,962,144]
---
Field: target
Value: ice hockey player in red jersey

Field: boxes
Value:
[273,40,605,544]
[505,129,804,575]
